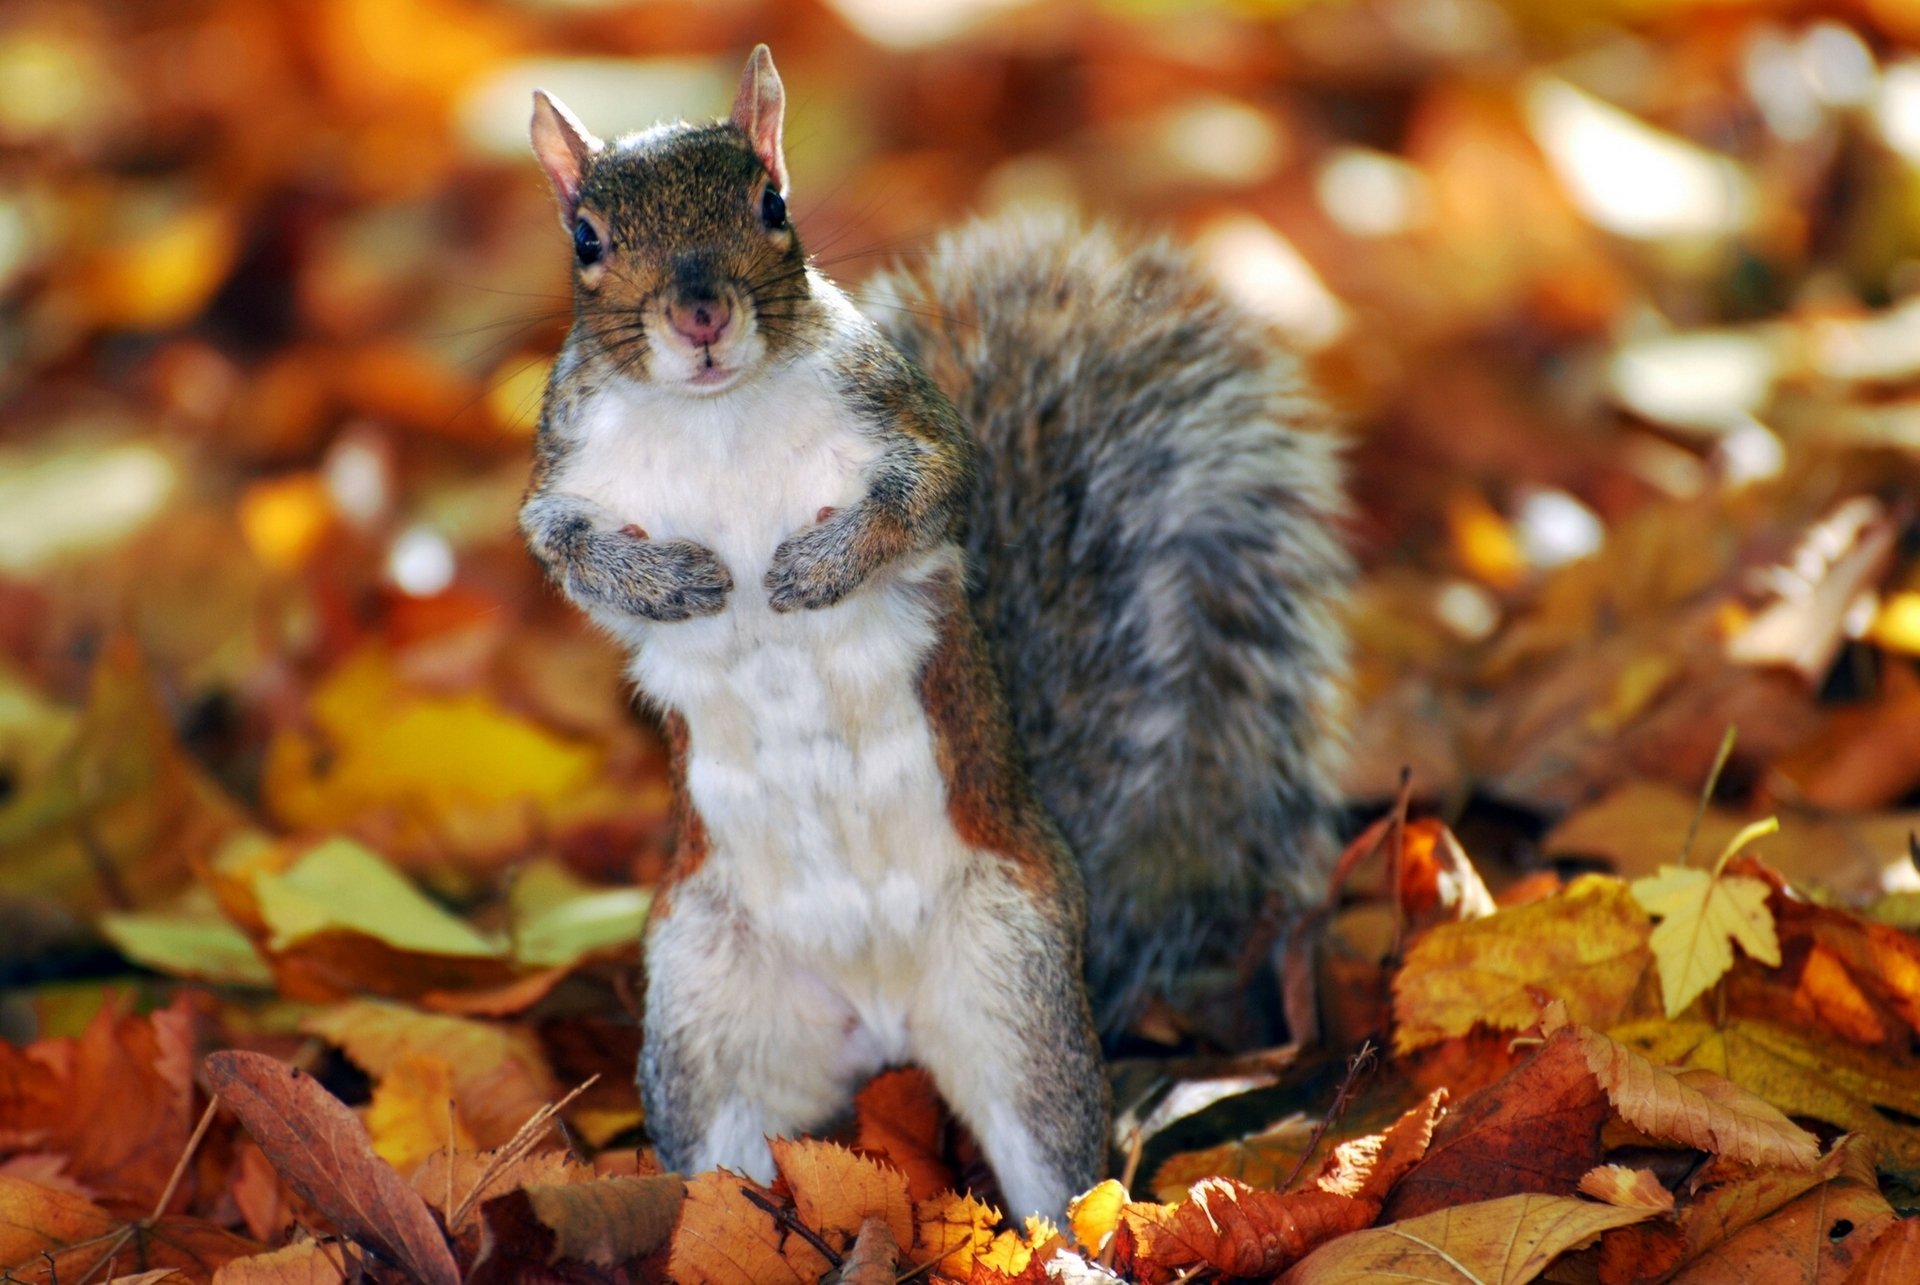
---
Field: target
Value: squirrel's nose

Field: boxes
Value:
[666,296,732,347]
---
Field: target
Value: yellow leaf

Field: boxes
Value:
[910,1190,999,1272]
[1067,1178,1127,1254]
[302,1000,555,1150]
[1610,1017,1920,1180]
[1393,874,1654,1052]
[364,1053,475,1175]
[1285,1192,1657,1284]
[262,647,603,864]
[508,860,650,969]
[768,1138,913,1250]
[1631,865,1779,1017]
[100,898,274,988]
[251,837,505,958]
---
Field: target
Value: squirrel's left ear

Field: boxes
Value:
[531,90,603,228]
[730,44,788,194]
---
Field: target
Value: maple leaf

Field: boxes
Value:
[1393,874,1654,1052]
[1630,820,1783,1018]
[1282,1192,1660,1284]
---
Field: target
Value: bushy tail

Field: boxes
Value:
[864,214,1353,1036]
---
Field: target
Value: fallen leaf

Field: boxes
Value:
[203,1050,460,1285]
[1846,1215,1920,1285]
[1394,874,1654,1052]
[770,1136,914,1250]
[667,1171,825,1285]
[840,1215,900,1285]
[1314,1089,1447,1202]
[1562,1021,1818,1169]
[210,1241,353,1284]
[1115,1179,1375,1281]
[363,1053,474,1175]
[1382,1029,1609,1221]
[1662,1164,1894,1282]
[1282,1192,1658,1284]
[853,1068,952,1201]
[912,1190,1001,1274]
[468,1174,682,1281]
[1578,1165,1674,1211]
[505,859,649,969]
[1632,858,1780,1017]
[301,1000,555,1149]
[1067,1179,1127,1255]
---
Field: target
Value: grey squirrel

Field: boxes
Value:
[518,46,1350,1222]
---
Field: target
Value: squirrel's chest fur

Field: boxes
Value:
[550,359,976,1030]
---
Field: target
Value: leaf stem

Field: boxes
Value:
[1710,817,1780,878]
[1680,725,1738,868]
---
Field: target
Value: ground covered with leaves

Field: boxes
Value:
[7,0,1920,1281]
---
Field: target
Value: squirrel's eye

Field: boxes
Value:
[573,218,602,266]
[760,187,787,230]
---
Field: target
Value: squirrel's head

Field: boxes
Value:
[531,46,816,396]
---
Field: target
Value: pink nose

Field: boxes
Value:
[667,297,732,346]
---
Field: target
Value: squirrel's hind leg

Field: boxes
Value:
[640,883,875,1180]
[909,869,1108,1224]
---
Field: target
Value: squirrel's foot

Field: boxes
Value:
[764,517,869,611]
[568,530,733,622]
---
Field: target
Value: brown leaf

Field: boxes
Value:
[1382,1029,1610,1221]
[203,1051,459,1285]
[1662,1167,1894,1283]
[470,1174,682,1279]
[1567,1022,1819,1169]
[1314,1089,1447,1202]
[1117,1179,1374,1282]
[1847,1216,1920,1285]
[210,1241,353,1284]
[1282,1192,1659,1284]
[841,1216,900,1285]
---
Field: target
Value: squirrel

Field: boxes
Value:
[518,46,1350,1222]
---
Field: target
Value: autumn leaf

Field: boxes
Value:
[468,1174,683,1282]
[1556,1019,1818,1170]
[1658,1164,1894,1282]
[1116,1179,1375,1282]
[912,1190,1001,1273]
[1382,1029,1610,1220]
[210,1241,354,1284]
[1847,1217,1920,1285]
[363,1052,475,1174]
[203,1050,460,1285]
[1313,1089,1448,1202]
[1630,820,1783,1017]
[1393,874,1654,1052]
[854,1067,953,1201]
[1282,1192,1659,1284]
[668,1171,825,1285]
[770,1136,914,1248]
[1578,1165,1674,1211]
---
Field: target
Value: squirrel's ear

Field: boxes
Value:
[729,44,788,194]
[531,90,603,226]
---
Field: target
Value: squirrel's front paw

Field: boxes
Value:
[569,532,733,622]
[765,518,865,612]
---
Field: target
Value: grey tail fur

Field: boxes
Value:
[863,213,1354,1037]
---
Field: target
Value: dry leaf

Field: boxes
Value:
[1394,874,1654,1052]
[211,1241,353,1284]
[1282,1192,1658,1284]
[1577,1165,1674,1211]
[203,1050,460,1285]
[770,1136,914,1250]
[1632,862,1780,1017]
[667,1171,824,1285]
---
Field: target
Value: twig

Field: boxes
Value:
[1097,1127,1146,1270]
[1385,768,1414,966]
[1281,1041,1376,1192]
[448,1075,598,1229]
[1680,725,1737,868]
[740,1185,843,1268]
[74,1096,221,1285]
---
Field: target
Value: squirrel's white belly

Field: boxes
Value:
[556,369,978,1050]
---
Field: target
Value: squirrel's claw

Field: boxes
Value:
[764,521,863,612]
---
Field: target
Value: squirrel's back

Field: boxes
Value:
[865,214,1352,1035]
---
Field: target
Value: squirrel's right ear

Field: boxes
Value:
[530,90,603,227]
[730,44,788,194]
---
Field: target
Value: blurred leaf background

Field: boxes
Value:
[6,0,1920,1039]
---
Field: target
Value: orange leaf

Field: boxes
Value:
[769,1137,913,1250]
[1578,1165,1674,1212]
[911,1190,999,1273]
[1847,1216,1920,1285]
[667,1172,824,1285]
[1118,1179,1373,1281]
[210,1241,354,1284]
[853,1069,952,1201]
[1314,1089,1447,1202]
